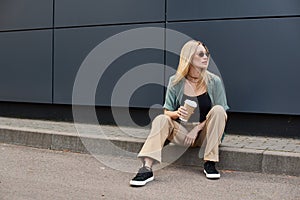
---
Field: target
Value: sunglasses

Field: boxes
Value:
[198,51,210,58]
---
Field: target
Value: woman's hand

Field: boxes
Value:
[164,106,188,120]
[184,126,199,146]
[184,120,206,146]
[177,106,188,119]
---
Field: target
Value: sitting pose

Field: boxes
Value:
[130,40,229,187]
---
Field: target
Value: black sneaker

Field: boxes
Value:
[204,161,220,179]
[130,166,154,187]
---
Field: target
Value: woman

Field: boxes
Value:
[130,40,229,186]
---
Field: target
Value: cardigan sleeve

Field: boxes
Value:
[213,77,230,111]
[163,77,177,111]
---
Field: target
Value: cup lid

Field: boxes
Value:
[184,99,197,107]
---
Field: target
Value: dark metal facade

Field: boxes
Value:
[0,0,300,115]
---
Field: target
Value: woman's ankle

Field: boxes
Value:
[143,157,153,169]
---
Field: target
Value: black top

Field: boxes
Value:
[182,92,212,123]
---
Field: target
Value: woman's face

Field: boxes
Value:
[191,44,210,70]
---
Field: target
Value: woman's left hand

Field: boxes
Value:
[184,120,206,146]
[184,126,199,146]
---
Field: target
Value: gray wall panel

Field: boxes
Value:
[55,0,165,27]
[167,18,300,114]
[0,0,53,31]
[167,0,300,21]
[54,24,164,107]
[0,30,52,103]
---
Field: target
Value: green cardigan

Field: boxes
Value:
[163,71,230,142]
[163,71,229,111]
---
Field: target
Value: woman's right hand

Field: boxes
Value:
[164,107,187,120]
[177,106,188,119]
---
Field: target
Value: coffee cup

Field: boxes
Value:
[179,99,197,122]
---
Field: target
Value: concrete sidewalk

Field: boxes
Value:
[0,117,299,176]
[1,143,300,200]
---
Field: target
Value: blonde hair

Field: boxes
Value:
[172,40,209,89]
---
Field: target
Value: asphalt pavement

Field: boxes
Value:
[0,143,299,200]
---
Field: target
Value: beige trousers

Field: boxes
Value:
[138,105,227,163]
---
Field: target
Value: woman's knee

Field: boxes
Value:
[152,114,172,125]
[209,105,227,119]
[150,114,174,136]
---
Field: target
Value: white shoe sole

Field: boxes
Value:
[130,176,154,186]
[204,170,220,179]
